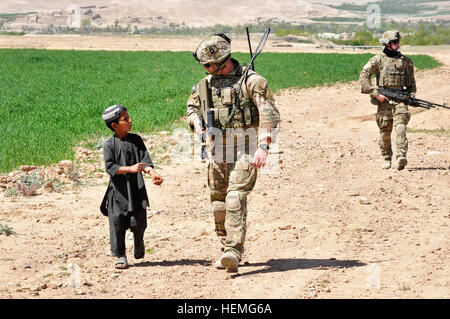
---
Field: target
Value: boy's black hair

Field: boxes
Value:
[103,105,127,132]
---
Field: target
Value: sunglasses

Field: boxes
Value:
[203,63,211,68]
[390,39,399,44]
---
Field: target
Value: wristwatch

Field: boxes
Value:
[259,144,269,152]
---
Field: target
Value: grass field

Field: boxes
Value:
[0,49,441,173]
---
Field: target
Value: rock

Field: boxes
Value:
[47,282,59,289]
[30,283,42,292]
[42,181,54,192]
[8,171,20,178]
[20,165,38,172]
[24,263,31,269]
[58,160,74,174]
[278,225,292,231]
[359,196,371,205]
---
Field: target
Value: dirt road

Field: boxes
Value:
[0,36,448,299]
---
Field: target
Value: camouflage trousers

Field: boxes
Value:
[208,153,257,260]
[376,101,411,160]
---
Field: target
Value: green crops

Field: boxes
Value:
[0,49,440,173]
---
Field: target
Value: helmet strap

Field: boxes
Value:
[210,55,230,75]
[211,62,227,76]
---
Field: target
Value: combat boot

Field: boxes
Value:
[220,251,239,273]
[382,159,391,169]
[214,259,225,269]
[397,157,407,170]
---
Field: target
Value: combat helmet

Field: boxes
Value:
[379,30,401,45]
[193,33,231,66]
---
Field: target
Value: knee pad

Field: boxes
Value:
[211,201,226,221]
[225,191,241,211]
[395,123,406,134]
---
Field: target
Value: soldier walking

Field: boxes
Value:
[185,33,280,272]
[359,30,417,170]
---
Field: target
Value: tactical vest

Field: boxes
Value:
[378,54,412,90]
[200,67,259,130]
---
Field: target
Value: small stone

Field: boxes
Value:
[359,196,371,205]
[58,160,74,174]
[47,282,59,289]
[20,165,37,172]
[24,263,31,269]
[42,181,54,192]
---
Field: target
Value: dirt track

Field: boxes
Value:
[0,36,449,299]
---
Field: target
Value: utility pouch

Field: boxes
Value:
[221,88,233,106]
[218,108,230,128]
[244,108,252,126]
[394,59,403,70]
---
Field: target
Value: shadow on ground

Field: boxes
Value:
[407,167,449,171]
[232,258,366,278]
[132,258,211,268]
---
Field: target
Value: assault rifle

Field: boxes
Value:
[198,78,212,159]
[378,87,449,110]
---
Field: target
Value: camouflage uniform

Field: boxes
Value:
[186,35,280,262]
[359,30,416,168]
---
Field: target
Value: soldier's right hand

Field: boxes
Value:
[376,94,389,103]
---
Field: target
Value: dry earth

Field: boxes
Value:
[0,37,449,299]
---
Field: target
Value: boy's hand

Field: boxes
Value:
[130,163,146,173]
[144,167,164,185]
[151,173,164,185]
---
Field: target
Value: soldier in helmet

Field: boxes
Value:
[186,33,280,272]
[359,30,416,170]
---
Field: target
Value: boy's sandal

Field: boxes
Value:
[115,256,128,269]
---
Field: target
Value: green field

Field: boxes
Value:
[0,49,441,173]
